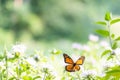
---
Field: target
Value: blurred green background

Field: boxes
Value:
[0,0,120,48]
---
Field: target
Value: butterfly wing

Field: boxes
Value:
[65,64,74,72]
[65,64,80,72]
[75,56,85,65]
[73,65,80,71]
[63,53,74,64]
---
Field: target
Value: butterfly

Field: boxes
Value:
[63,53,85,72]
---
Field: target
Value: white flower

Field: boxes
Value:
[103,62,115,68]
[100,41,110,48]
[90,57,97,65]
[0,61,5,69]
[114,48,120,55]
[98,73,106,77]
[7,52,14,58]
[12,44,26,55]
[8,67,16,77]
[51,71,57,77]
[40,62,54,70]
[0,62,4,67]
[80,66,85,72]
[26,57,36,66]
[82,45,90,51]
[89,34,99,42]
[72,43,82,50]
[81,70,97,77]
[116,61,120,66]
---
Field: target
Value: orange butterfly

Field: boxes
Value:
[63,53,85,72]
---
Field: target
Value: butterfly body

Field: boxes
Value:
[73,63,76,66]
[63,53,85,72]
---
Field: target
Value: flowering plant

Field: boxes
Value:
[0,12,120,80]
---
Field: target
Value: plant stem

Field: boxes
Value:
[0,71,2,80]
[107,21,112,48]
[115,54,120,62]
[5,48,8,80]
[76,72,81,80]
[17,59,20,80]
[107,21,120,62]
[87,76,91,80]
[43,73,46,80]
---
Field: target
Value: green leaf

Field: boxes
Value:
[105,12,112,21]
[9,77,16,80]
[23,76,32,80]
[115,36,120,41]
[8,57,17,62]
[96,29,109,37]
[105,66,120,79]
[96,21,106,26]
[107,70,120,74]
[108,65,120,70]
[0,55,4,61]
[110,18,120,25]
[107,55,113,60]
[112,42,117,49]
[111,34,115,39]
[101,50,111,57]
[33,76,41,80]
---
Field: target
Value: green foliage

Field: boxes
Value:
[115,36,120,41]
[96,21,106,26]
[105,12,112,21]
[1,33,120,80]
[2,0,120,43]
[111,34,115,39]
[97,11,120,61]
[110,18,120,25]
[96,29,109,37]
[112,42,117,49]
[104,66,120,79]
[23,76,32,80]
[33,76,41,80]
[1,1,120,79]
[96,11,120,79]
[9,77,16,80]
[107,55,113,60]
[0,55,4,61]
[101,50,111,57]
